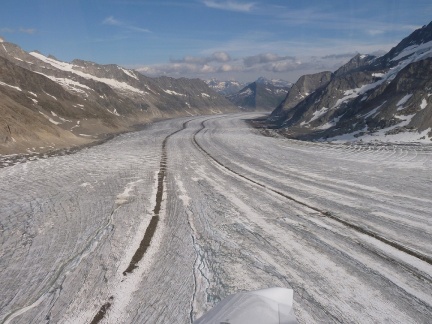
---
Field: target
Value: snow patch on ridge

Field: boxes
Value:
[119,66,139,80]
[29,52,146,95]
[363,101,387,119]
[315,115,344,130]
[240,88,253,96]
[332,89,361,108]
[39,74,93,94]
[107,108,121,116]
[39,111,61,125]
[396,94,412,111]
[0,81,22,92]
[43,91,57,100]
[309,107,328,123]
[164,89,186,96]
[324,115,431,144]
[391,40,432,62]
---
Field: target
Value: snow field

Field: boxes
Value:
[0,113,431,323]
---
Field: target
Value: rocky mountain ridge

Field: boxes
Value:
[269,71,333,120]
[226,77,291,111]
[0,39,236,154]
[205,79,245,95]
[266,21,432,143]
[255,77,293,88]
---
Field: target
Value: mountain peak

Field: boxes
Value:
[226,78,291,111]
[255,76,270,84]
[267,20,432,144]
[334,53,375,76]
[378,22,432,66]
[48,54,59,61]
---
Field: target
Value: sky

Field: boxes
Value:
[1,0,432,83]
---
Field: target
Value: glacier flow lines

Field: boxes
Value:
[192,118,432,273]
[90,119,192,324]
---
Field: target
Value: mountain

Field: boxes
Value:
[205,79,245,95]
[269,71,332,121]
[255,77,293,88]
[266,21,432,143]
[227,77,291,111]
[0,55,91,153]
[0,40,236,154]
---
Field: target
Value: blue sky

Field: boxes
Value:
[1,0,432,82]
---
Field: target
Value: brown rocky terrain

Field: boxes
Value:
[0,40,236,154]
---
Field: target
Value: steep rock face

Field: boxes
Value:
[320,58,432,141]
[269,71,332,121]
[374,21,432,69]
[0,40,236,153]
[267,21,432,143]
[280,71,375,129]
[0,57,95,153]
[227,79,290,111]
[227,82,258,109]
[334,54,376,76]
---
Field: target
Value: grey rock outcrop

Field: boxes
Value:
[267,21,432,143]
[269,71,332,122]
[227,77,291,111]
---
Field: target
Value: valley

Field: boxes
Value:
[1,113,431,323]
[1,4,432,324]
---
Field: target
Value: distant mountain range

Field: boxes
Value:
[266,21,432,143]
[0,41,236,154]
[3,20,431,154]
[206,77,292,111]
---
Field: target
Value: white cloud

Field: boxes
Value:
[202,0,255,12]
[202,34,395,59]
[366,24,419,36]
[103,16,122,26]
[212,51,231,62]
[135,50,359,82]
[243,53,295,67]
[102,16,151,33]
[0,28,14,33]
[0,27,37,34]
[128,26,151,33]
[137,63,218,75]
[264,60,301,73]
[170,51,232,64]
[217,64,241,72]
[19,28,36,35]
